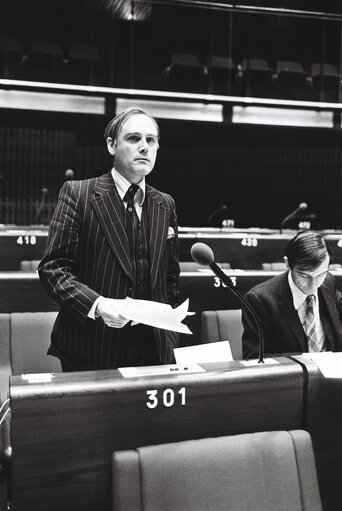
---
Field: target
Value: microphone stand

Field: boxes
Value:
[208,261,265,363]
[280,204,307,234]
[34,187,48,225]
[207,205,228,227]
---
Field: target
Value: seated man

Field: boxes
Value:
[242,230,342,359]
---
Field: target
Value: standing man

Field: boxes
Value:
[39,107,180,371]
[242,230,342,359]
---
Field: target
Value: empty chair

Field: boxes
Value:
[241,58,274,87]
[163,53,207,91]
[112,430,322,511]
[0,311,60,405]
[206,55,237,94]
[311,63,341,100]
[0,37,23,78]
[67,44,102,84]
[27,41,63,70]
[201,309,243,360]
[275,60,309,88]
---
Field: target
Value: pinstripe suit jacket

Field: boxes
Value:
[38,171,180,370]
[242,271,342,359]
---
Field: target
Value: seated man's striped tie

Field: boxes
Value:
[305,294,321,352]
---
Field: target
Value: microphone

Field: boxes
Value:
[34,187,48,224]
[65,169,74,180]
[191,242,265,363]
[280,202,307,233]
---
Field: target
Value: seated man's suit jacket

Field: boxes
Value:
[39,172,180,370]
[242,271,342,359]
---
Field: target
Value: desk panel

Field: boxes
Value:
[0,228,48,270]
[1,227,342,271]
[9,359,304,511]
[294,355,342,511]
[179,231,342,268]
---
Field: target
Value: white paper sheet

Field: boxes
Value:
[118,363,206,378]
[301,351,342,378]
[113,297,194,334]
[174,341,233,364]
[239,358,280,366]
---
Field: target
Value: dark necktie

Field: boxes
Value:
[123,184,139,258]
[304,294,320,352]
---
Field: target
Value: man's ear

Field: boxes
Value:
[106,137,116,156]
[284,256,290,270]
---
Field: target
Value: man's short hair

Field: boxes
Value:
[104,106,160,142]
[285,230,330,271]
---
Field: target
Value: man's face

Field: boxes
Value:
[291,253,330,295]
[107,114,159,183]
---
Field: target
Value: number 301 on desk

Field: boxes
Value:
[146,387,186,409]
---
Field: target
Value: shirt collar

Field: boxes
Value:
[111,167,146,206]
[288,271,318,310]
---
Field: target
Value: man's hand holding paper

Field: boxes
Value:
[98,297,193,334]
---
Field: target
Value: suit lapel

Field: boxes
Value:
[91,172,133,282]
[278,273,308,351]
[147,186,169,290]
[319,275,342,349]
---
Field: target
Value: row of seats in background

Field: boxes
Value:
[0,37,102,84]
[164,53,342,100]
[1,36,340,101]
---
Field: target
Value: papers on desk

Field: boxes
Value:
[240,358,280,366]
[119,363,205,378]
[113,297,194,334]
[301,352,342,378]
[174,341,233,364]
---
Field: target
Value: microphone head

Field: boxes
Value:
[191,242,214,266]
[65,169,74,180]
[298,202,307,211]
[41,187,48,194]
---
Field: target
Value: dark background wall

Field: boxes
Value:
[1,109,342,228]
[1,0,342,228]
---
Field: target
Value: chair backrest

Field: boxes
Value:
[0,37,22,54]
[170,53,201,68]
[30,41,63,57]
[10,312,60,375]
[0,314,11,404]
[276,60,305,74]
[201,309,243,360]
[241,58,272,72]
[0,312,60,404]
[112,430,322,511]
[311,62,338,77]
[69,44,101,62]
[207,55,234,69]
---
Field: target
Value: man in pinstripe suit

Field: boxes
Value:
[39,107,180,371]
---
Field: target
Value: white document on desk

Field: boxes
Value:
[113,297,194,334]
[301,352,342,378]
[174,341,233,364]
